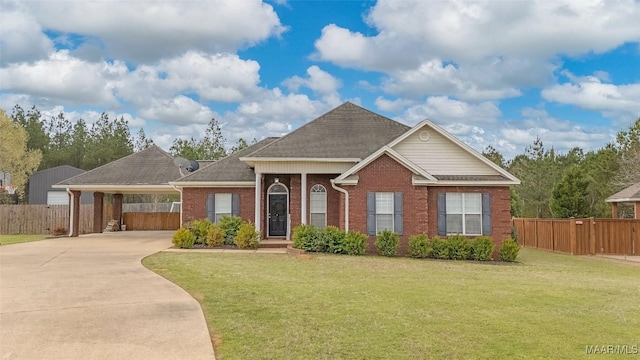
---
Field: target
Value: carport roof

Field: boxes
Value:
[53,146,183,193]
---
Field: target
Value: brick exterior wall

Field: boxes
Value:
[347,154,429,255]
[427,186,512,256]
[182,187,255,225]
[306,174,341,227]
[346,154,512,257]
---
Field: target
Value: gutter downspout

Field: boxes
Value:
[66,188,74,237]
[330,179,349,232]
[171,185,183,227]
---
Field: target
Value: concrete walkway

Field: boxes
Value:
[0,231,215,360]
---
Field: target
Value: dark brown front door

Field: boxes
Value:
[268,194,287,236]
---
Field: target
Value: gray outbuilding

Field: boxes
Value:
[29,165,93,205]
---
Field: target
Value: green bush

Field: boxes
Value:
[205,223,225,248]
[219,215,243,245]
[447,235,471,260]
[172,228,195,249]
[234,222,261,249]
[470,236,495,261]
[499,238,520,262]
[292,224,321,252]
[375,230,399,257]
[408,234,432,258]
[342,231,367,255]
[188,218,212,244]
[430,236,450,259]
[322,226,346,254]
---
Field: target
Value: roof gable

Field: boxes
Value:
[245,102,410,160]
[389,119,519,184]
[56,145,181,186]
[175,138,277,183]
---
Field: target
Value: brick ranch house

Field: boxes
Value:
[170,102,520,254]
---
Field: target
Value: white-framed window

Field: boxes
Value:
[375,192,394,232]
[310,184,327,228]
[215,193,232,223]
[446,193,482,235]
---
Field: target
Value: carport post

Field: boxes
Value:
[93,192,104,233]
[70,190,81,237]
[113,193,123,225]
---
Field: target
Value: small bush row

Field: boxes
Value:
[172,216,260,250]
[292,224,366,256]
[408,234,519,262]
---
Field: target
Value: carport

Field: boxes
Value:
[52,146,184,236]
[606,183,640,219]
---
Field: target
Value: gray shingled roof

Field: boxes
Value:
[177,138,278,182]
[606,183,640,202]
[246,102,410,159]
[57,145,181,185]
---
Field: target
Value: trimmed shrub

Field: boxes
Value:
[205,223,225,248]
[188,218,212,244]
[235,222,261,249]
[408,234,432,258]
[292,224,321,251]
[430,236,450,259]
[447,235,471,260]
[470,236,495,261]
[219,215,243,245]
[499,238,520,262]
[342,231,367,255]
[375,230,399,257]
[322,226,346,254]
[172,228,195,249]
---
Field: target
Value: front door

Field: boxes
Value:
[268,194,287,236]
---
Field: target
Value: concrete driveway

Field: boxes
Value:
[0,231,215,360]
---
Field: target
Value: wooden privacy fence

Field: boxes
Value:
[0,205,112,235]
[0,204,178,234]
[512,218,640,255]
[122,212,180,230]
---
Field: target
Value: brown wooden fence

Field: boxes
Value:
[122,212,180,230]
[512,218,640,255]
[0,204,178,234]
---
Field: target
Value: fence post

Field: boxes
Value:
[569,218,577,255]
[551,219,555,252]
[534,218,538,248]
[589,217,596,255]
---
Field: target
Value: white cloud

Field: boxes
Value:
[374,97,413,112]
[20,0,286,62]
[139,96,216,125]
[0,2,53,65]
[399,96,501,125]
[314,0,640,100]
[541,72,640,121]
[0,50,124,106]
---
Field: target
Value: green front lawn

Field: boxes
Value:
[143,249,640,359]
[0,234,48,246]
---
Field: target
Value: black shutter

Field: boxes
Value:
[367,192,376,235]
[437,193,446,236]
[482,193,492,235]
[394,192,403,235]
[206,194,215,222]
[232,193,240,217]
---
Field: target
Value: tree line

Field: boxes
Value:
[9,105,254,172]
[484,117,640,219]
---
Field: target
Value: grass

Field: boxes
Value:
[0,234,48,246]
[143,249,640,359]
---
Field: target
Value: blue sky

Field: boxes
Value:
[1,0,639,159]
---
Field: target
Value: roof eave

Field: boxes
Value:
[169,181,256,188]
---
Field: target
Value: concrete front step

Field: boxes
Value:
[260,239,292,248]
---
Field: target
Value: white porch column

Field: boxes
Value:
[255,172,261,232]
[301,172,307,224]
